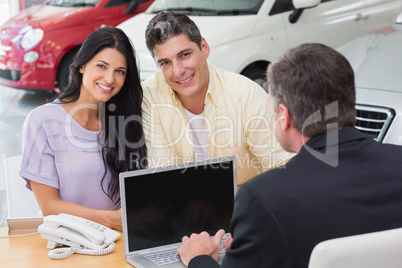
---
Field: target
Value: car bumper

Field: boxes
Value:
[0,44,56,91]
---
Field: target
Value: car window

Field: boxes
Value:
[269,0,293,15]
[147,0,264,15]
[105,0,131,8]
[46,0,100,7]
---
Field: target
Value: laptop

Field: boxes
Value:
[119,156,237,268]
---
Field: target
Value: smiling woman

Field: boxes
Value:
[18,27,147,231]
[78,47,128,106]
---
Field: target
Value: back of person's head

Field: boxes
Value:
[60,26,141,102]
[267,43,356,137]
[145,11,202,56]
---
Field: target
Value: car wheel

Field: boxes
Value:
[56,47,80,92]
[241,66,268,93]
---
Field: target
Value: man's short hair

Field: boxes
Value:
[145,11,202,56]
[267,43,356,137]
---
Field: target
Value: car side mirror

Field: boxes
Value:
[396,13,402,24]
[292,0,320,9]
[290,0,320,24]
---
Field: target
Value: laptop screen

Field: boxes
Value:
[120,157,236,252]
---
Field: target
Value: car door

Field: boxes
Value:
[363,0,402,31]
[108,0,134,25]
[83,0,124,28]
[280,0,374,49]
[85,0,152,28]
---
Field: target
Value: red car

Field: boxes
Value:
[0,0,153,92]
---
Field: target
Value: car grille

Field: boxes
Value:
[0,69,20,81]
[0,43,11,57]
[355,104,395,142]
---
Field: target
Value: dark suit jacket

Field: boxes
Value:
[189,126,402,268]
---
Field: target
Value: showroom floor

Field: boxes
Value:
[0,0,11,227]
[0,84,53,226]
[0,0,43,227]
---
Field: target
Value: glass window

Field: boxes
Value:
[46,0,100,7]
[106,0,131,8]
[148,0,265,16]
[269,0,293,16]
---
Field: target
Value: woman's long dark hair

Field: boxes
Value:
[58,26,147,204]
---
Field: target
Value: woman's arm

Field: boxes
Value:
[30,180,122,231]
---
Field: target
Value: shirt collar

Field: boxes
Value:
[169,87,180,106]
[204,64,219,107]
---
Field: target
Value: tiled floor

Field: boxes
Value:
[0,85,52,226]
[0,0,46,228]
[0,1,59,227]
[0,0,10,227]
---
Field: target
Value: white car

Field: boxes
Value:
[118,0,402,89]
[337,18,402,145]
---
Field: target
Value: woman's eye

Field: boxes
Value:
[117,70,125,75]
[97,64,105,69]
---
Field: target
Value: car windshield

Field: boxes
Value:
[148,0,264,15]
[45,0,99,7]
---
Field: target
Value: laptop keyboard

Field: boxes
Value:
[144,233,229,266]
[144,249,181,265]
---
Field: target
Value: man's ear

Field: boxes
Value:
[200,37,210,58]
[278,103,292,132]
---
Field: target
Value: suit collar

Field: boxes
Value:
[305,126,367,150]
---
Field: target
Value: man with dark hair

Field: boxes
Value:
[177,43,402,267]
[141,11,292,187]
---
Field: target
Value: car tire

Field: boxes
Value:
[56,47,80,92]
[241,66,268,93]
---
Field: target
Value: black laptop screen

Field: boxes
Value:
[122,159,235,252]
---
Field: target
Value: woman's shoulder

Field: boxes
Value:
[23,101,68,132]
[26,100,65,121]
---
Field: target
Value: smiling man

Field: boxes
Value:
[141,11,292,186]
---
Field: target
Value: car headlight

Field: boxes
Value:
[21,28,44,50]
[24,51,39,63]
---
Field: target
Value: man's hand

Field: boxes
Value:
[177,229,225,266]
[223,234,233,250]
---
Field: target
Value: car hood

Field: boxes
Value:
[337,24,402,94]
[0,5,90,37]
[118,12,256,79]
